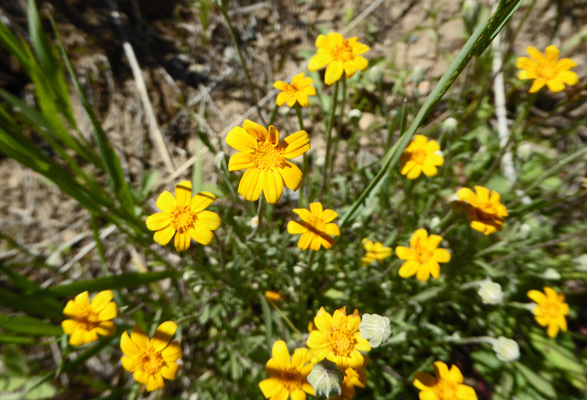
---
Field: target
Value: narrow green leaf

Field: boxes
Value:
[0,316,62,336]
[515,362,556,399]
[0,334,36,345]
[0,288,62,319]
[260,296,273,347]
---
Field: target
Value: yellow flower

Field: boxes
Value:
[527,287,569,338]
[120,321,183,392]
[259,340,314,400]
[400,135,444,179]
[413,361,478,400]
[308,33,370,85]
[265,290,282,303]
[331,367,367,400]
[226,120,310,204]
[307,307,371,370]
[396,229,451,281]
[62,290,117,346]
[287,202,340,251]
[456,186,508,235]
[146,181,221,251]
[362,239,392,266]
[274,73,316,108]
[516,45,578,93]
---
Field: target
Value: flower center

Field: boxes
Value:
[331,40,354,62]
[541,301,563,320]
[536,62,557,80]
[410,149,428,164]
[252,141,285,171]
[329,329,357,357]
[414,247,434,264]
[77,307,100,331]
[279,369,304,391]
[170,206,197,233]
[476,203,502,224]
[139,347,167,375]
[434,379,458,400]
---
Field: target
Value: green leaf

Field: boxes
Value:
[43,271,177,297]
[0,316,62,337]
[0,334,36,345]
[516,362,556,399]
[260,296,273,348]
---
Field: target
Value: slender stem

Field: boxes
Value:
[306,250,314,270]
[336,76,347,138]
[269,302,303,339]
[246,197,265,240]
[295,106,308,206]
[321,81,340,194]
[219,6,265,125]
[268,103,279,126]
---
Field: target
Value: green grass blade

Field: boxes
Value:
[0,21,31,74]
[0,288,62,319]
[340,1,524,227]
[0,316,62,336]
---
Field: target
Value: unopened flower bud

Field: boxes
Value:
[441,117,458,135]
[461,0,478,23]
[307,359,344,398]
[412,65,424,84]
[367,65,383,84]
[493,337,520,362]
[542,268,561,280]
[348,109,362,125]
[478,279,503,305]
[359,313,392,348]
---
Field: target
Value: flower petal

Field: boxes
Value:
[413,371,437,390]
[130,325,150,349]
[273,81,289,91]
[546,78,565,93]
[280,161,303,191]
[153,226,175,246]
[280,130,311,159]
[410,229,428,249]
[309,202,323,217]
[175,180,192,207]
[529,77,546,93]
[544,45,559,63]
[96,321,116,336]
[97,303,117,321]
[292,208,313,222]
[526,46,544,62]
[259,377,282,398]
[262,169,284,204]
[456,384,478,400]
[238,168,264,202]
[190,191,216,213]
[146,212,171,231]
[556,70,578,85]
[62,319,80,335]
[162,341,183,362]
[189,227,214,246]
[287,221,307,234]
[448,364,464,384]
[398,260,418,278]
[161,363,179,380]
[243,120,268,142]
[308,53,332,71]
[228,152,255,171]
[121,355,138,372]
[156,191,177,212]
[120,330,140,356]
[395,246,414,260]
[174,231,191,252]
[271,340,291,370]
[297,231,314,250]
[324,61,344,85]
[196,210,221,231]
[555,58,578,71]
[226,126,257,152]
[151,321,178,351]
[433,248,451,263]
[325,223,340,236]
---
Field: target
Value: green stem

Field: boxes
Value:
[336,75,347,138]
[295,106,309,206]
[321,81,340,195]
[268,103,279,126]
[219,6,265,125]
[269,302,303,339]
[246,197,265,240]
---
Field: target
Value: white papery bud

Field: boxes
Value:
[477,279,504,305]
[307,359,344,398]
[493,337,520,362]
[359,313,392,348]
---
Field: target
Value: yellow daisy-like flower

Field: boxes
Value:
[456,186,508,235]
[287,202,340,251]
[146,180,221,252]
[331,367,367,400]
[120,321,183,392]
[274,73,316,108]
[527,287,569,338]
[308,33,370,86]
[265,290,282,303]
[400,135,444,179]
[61,290,117,346]
[516,45,578,93]
[259,340,314,400]
[396,229,451,282]
[307,306,371,370]
[226,120,310,204]
[362,239,392,266]
[413,361,478,400]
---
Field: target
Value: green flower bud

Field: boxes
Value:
[441,117,458,135]
[359,313,392,348]
[367,65,383,85]
[461,0,478,23]
[307,359,344,398]
[412,65,424,84]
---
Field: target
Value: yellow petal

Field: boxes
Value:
[63,299,80,318]
[555,58,578,71]
[448,364,464,384]
[433,361,450,380]
[189,191,216,213]
[243,119,268,142]
[352,56,369,72]
[90,290,114,312]
[196,210,221,231]
[410,229,428,249]
[398,260,418,278]
[97,302,117,321]
[276,92,289,107]
[238,168,263,202]
[162,341,183,362]
[271,340,291,370]
[121,355,138,372]
[96,321,116,337]
[273,80,289,91]
[547,322,559,338]
[62,319,80,335]
[146,373,164,391]
[526,46,544,62]
[516,56,537,70]
[151,321,178,351]
[175,181,192,207]
[309,202,323,217]
[324,61,343,85]
[422,163,438,177]
[518,70,537,80]
[416,266,431,281]
[279,161,303,191]
[259,377,283,398]
[153,226,175,246]
[133,369,149,384]
[413,371,437,390]
[396,246,415,260]
[292,207,313,222]
[262,169,284,204]
[189,227,214,245]
[433,249,451,263]
[343,61,358,78]
[407,164,422,179]
[161,363,179,380]
[268,125,280,144]
[529,77,546,93]
[456,187,478,206]
[226,126,257,152]
[544,45,559,63]
[297,231,314,250]
[146,212,171,231]
[308,53,332,71]
[474,186,490,202]
[156,190,177,212]
[287,220,308,234]
[228,153,254,171]
[74,291,90,308]
[556,70,578,85]
[296,92,309,107]
[321,209,338,223]
[291,347,308,369]
[120,330,140,356]
[279,130,311,159]
[456,384,478,400]
[546,78,565,93]
[325,223,340,236]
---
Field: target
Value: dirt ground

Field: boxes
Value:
[1,0,586,288]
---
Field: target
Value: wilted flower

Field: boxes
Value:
[528,287,569,338]
[400,135,444,179]
[492,337,520,362]
[359,313,392,348]
[259,340,314,400]
[456,186,508,235]
[120,321,182,392]
[307,306,371,370]
[413,361,478,400]
[516,45,578,93]
[307,359,344,398]
[226,120,310,204]
[264,290,282,303]
[396,229,451,281]
[62,290,117,346]
[308,33,370,85]
[274,73,316,108]
[287,202,340,251]
[477,279,504,305]
[146,181,221,251]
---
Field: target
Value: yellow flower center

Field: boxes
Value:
[278,369,304,392]
[476,202,500,223]
[329,328,357,357]
[433,379,458,400]
[170,206,197,234]
[331,40,354,62]
[540,300,564,320]
[536,62,557,80]
[252,141,285,171]
[410,149,428,164]
[414,246,434,264]
[139,347,167,375]
[77,307,100,331]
